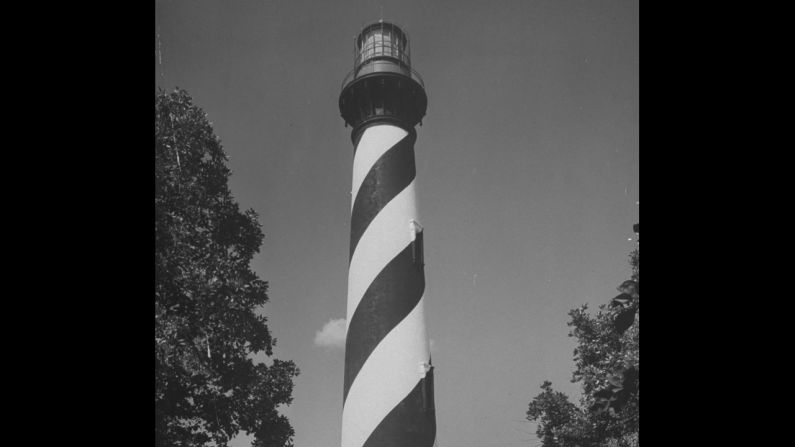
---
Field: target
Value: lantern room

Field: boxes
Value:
[339,20,427,133]
[356,21,410,69]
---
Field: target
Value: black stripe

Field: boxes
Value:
[343,244,424,402]
[362,373,436,447]
[350,130,416,259]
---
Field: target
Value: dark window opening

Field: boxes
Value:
[412,229,424,267]
[421,365,434,412]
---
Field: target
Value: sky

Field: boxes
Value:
[154,1,639,446]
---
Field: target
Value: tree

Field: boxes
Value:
[526,381,591,447]
[156,88,299,447]
[527,226,639,447]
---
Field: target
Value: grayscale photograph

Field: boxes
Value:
[155,1,639,446]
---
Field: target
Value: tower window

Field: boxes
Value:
[412,228,424,267]
[421,364,434,412]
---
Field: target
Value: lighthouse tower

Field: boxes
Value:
[338,21,435,447]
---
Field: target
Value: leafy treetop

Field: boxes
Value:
[155,88,299,447]
[527,227,639,447]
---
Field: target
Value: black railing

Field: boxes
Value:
[341,63,425,90]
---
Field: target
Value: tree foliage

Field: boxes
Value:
[156,88,299,447]
[527,228,639,447]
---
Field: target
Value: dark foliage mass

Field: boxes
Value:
[156,89,299,447]
[527,227,639,447]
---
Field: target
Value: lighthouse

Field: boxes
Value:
[338,21,435,447]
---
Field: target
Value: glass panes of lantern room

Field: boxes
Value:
[358,23,409,66]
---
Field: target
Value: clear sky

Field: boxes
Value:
[155,1,638,446]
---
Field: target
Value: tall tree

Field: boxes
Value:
[156,88,299,447]
[527,226,639,447]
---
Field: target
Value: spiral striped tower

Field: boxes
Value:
[338,21,434,447]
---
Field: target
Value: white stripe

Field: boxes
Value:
[351,125,408,210]
[341,297,431,447]
[347,180,418,324]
